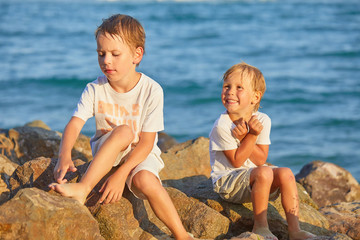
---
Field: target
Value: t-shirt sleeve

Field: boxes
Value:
[256,114,271,145]
[210,125,238,151]
[141,87,164,132]
[72,83,95,122]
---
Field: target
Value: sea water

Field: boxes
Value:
[0,0,359,180]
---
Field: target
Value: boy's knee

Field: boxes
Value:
[277,167,295,182]
[111,124,134,142]
[253,166,273,183]
[132,171,159,194]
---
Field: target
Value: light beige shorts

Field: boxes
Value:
[213,168,280,204]
[91,131,164,199]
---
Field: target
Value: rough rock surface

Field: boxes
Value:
[160,137,211,181]
[319,201,360,240]
[0,121,92,165]
[157,132,178,152]
[165,176,331,239]
[0,155,19,203]
[0,121,359,239]
[296,160,360,207]
[87,185,229,240]
[8,157,88,197]
[0,188,104,240]
[0,155,18,180]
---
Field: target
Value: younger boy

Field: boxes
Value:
[49,14,192,240]
[209,62,315,240]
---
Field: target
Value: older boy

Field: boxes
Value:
[209,62,315,240]
[49,14,192,240]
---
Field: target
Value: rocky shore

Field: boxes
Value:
[0,120,359,240]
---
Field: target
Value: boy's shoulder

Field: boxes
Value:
[140,73,163,91]
[254,111,271,123]
[212,111,233,131]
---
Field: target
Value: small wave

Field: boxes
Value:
[0,77,92,91]
[308,50,360,58]
[315,118,360,128]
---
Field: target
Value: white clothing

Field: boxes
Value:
[73,73,164,157]
[209,111,271,184]
[72,73,165,199]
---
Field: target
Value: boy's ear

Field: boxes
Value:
[133,47,144,65]
[252,91,262,105]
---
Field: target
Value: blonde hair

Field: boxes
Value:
[95,14,146,55]
[223,62,266,111]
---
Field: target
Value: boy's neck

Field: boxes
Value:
[108,71,141,93]
[228,110,253,123]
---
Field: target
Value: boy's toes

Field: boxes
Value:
[48,182,58,190]
[289,230,316,240]
[253,227,278,240]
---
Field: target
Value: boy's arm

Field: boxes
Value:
[223,138,269,168]
[54,116,86,183]
[249,144,269,165]
[98,131,156,204]
[223,115,269,168]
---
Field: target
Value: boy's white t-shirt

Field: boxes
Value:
[73,73,164,155]
[209,111,271,184]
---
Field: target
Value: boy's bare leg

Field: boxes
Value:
[272,168,315,240]
[132,171,193,240]
[250,166,278,240]
[49,125,134,204]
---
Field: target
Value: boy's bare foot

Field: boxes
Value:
[174,232,195,240]
[48,182,89,205]
[289,230,316,240]
[253,227,278,240]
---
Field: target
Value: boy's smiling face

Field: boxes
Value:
[221,71,259,121]
[96,32,143,92]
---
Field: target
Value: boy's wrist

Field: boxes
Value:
[58,152,72,161]
[246,132,259,139]
[115,164,132,176]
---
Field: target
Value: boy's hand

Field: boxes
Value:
[248,115,263,136]
[98,171,127,204]
[53,157,77,184]
[232,118,248,142]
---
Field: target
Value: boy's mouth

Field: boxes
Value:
[226,99,238,104]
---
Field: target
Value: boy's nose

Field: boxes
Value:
[103,54,112,64]
[227,88,235,95]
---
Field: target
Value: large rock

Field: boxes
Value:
[1,121,92,165]
[0,155,19,204]
[88,188,152,240]
[0,155,18,180]
[0,188,103,240]
[167,187,229,239]
[1,124,357,240]
[7,126,62,164]
[0,131,14,158]
[296,161,360,207]
[160,137,211,180]
[86,173,229,240]
[157,132,178,152]
[319,201,360,240]
[166,176,332,240]
[24,120,52,130]
[8,157,88,197]
[0,177,10,205]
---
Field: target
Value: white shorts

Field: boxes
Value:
[91,131,164,199]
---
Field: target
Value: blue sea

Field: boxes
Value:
[1,0,359,180]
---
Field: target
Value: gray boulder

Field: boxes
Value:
[296,160,360,207]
